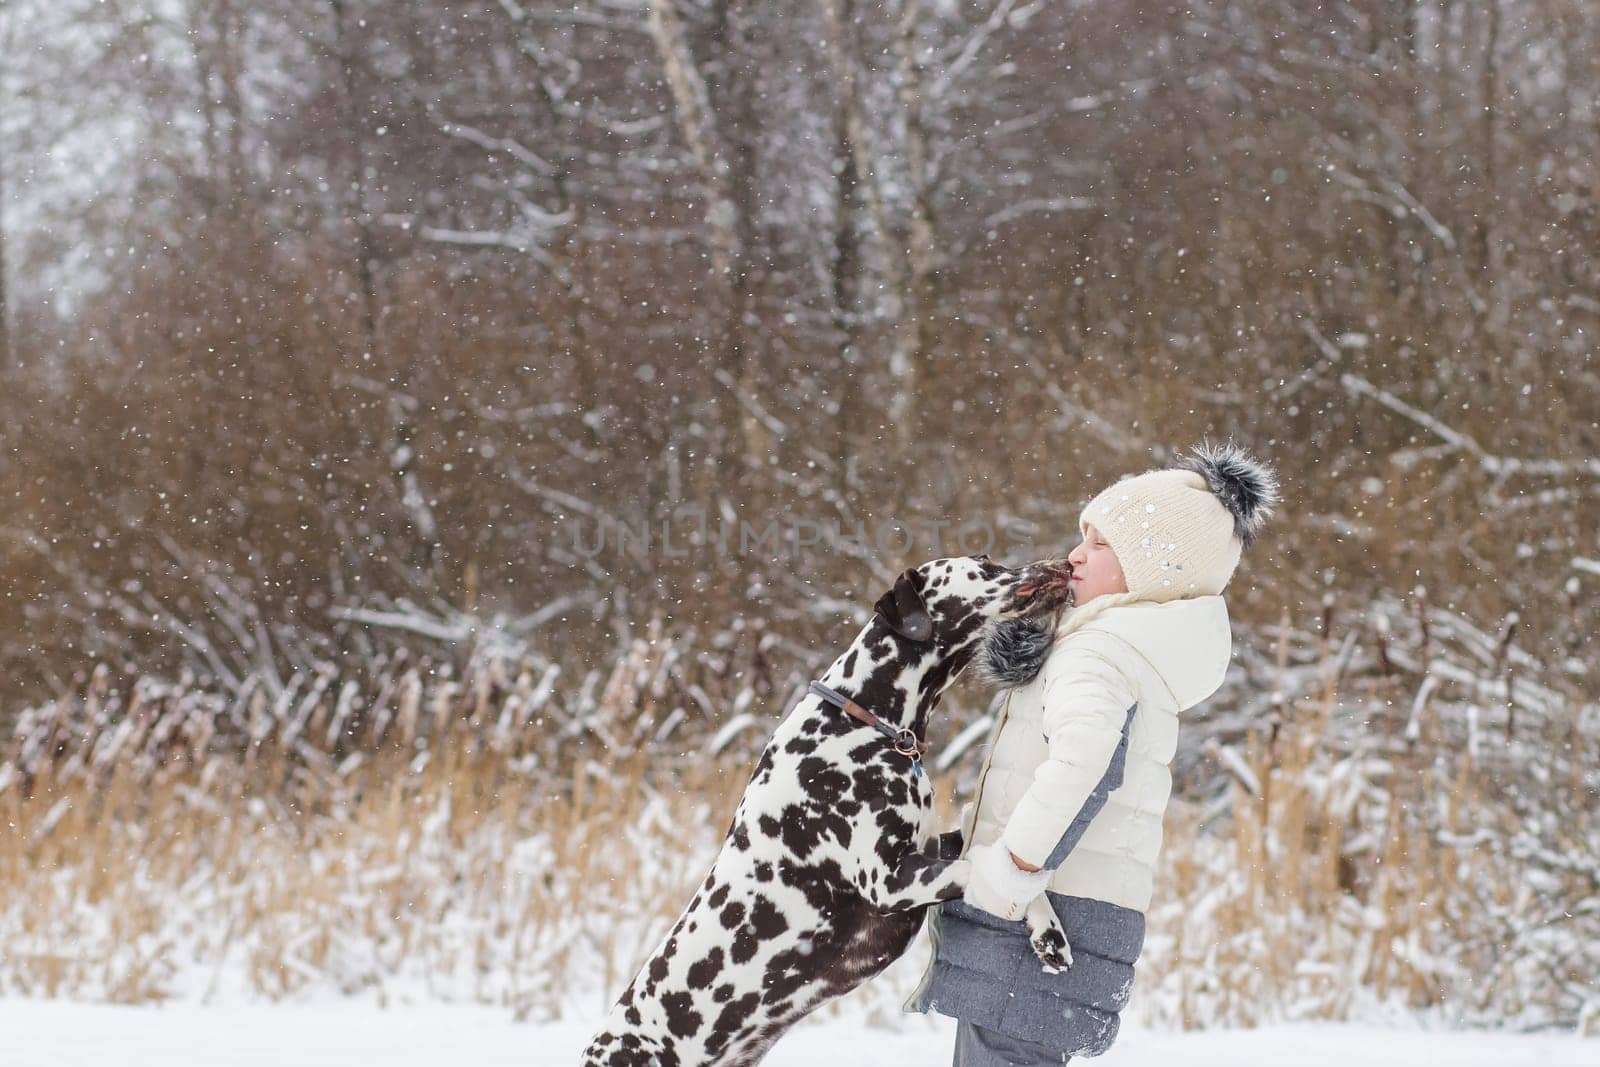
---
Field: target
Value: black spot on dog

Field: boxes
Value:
[731,921,759,964]
[797,757,855,812]
[707,993,760,1054]
[747,748,776,784]
[661,991,702,1039]
[687,946,725,988]
[647,956,669,986]
[783,734,819,755]
[750,897,788,940]
[775,799,851,858]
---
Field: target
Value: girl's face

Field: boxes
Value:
[1066,522,1129,605]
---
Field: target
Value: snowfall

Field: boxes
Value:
[3,999,1594,1067]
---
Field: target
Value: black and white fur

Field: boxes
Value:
[581,556,1075,1067]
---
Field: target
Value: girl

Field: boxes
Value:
[906,441,1280,1065]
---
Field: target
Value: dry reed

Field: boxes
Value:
[1,594,1594,1032]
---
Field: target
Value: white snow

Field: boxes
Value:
[0,1000,1592,1067]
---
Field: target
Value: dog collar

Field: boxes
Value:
[807,680,929,776]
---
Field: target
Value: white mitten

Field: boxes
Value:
[962,843,1051,922]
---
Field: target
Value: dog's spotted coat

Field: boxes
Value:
[582,556,1074,1067]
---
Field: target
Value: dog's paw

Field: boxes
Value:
[1024,893,1073,973]
[1030,924,1072,973]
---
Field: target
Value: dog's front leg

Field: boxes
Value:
[864,851,972,912]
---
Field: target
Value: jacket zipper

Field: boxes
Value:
[961,689,1013,856]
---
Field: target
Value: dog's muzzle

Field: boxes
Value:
[1010,560,1075,614]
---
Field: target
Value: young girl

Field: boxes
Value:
[906,441,1280,1065]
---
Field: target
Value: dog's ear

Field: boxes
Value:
[874,569,933,642]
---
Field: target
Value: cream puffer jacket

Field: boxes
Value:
[960,595,1233,914]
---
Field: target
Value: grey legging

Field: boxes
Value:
[954,1019,1072,1066]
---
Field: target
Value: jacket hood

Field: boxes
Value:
[979,595,1232,711]
[1080,595,1232,710]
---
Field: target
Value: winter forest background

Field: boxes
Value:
[0,0,1596,1044]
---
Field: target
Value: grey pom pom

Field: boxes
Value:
[1177,440,1281,548]
[974,616,1056,690]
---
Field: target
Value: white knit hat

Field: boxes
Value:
[1078,441,1280,604]
[976,442,1281,686]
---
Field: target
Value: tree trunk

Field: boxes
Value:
[891,0,939,450]
[328,0,379,354]
[647,0,765,499]
[0,0,8,369]
[502,9,593,416]
[1475,0,1502,330]
[721,0,766,474]
[329,1,437,570]
[0,116,10,371]
[821,0,867,500]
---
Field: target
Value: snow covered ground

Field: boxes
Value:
[2,1000,1592,1067]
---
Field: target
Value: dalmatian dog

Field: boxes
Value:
[581,555,1076,1067]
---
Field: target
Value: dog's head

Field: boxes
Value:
[853,556,1073,732]
[872,555,1073,651]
